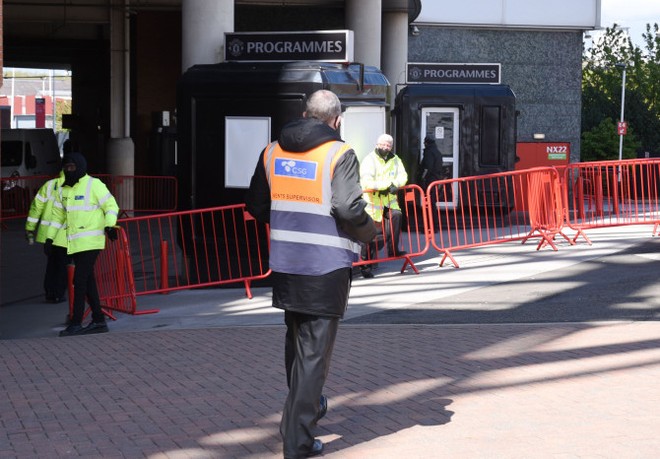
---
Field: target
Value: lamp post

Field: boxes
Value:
[615,62,627,162]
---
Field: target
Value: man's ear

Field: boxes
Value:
[302,111,308,118]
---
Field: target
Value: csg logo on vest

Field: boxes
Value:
[274,159,318,180]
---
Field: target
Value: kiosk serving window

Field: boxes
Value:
[225,116,271,188]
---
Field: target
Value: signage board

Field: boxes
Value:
[225,30,354,63]
[617,121,627,135]
[35,98,46,128]
[406,63,501,84]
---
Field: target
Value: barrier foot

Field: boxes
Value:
[653,222,659,237]
[101,307,117,321]
[244,279,254,300]
[535,232,559,251]
[521,228,538,245]
[571,228,592,245]
[400,256,419,274]
[439,250,459,268]
[133,309,160,315]
[557,230,574,245]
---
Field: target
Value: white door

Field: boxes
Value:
[421,107,459,208]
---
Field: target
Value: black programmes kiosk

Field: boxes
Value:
[393,83,517,185]
[177,61,390,211]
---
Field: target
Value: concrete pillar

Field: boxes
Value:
[346,0,382,68]
[382,10,409,107]
[107,137,135,216]
[108,0,133,177]
[182,0,234,72]
[109,0,128,139]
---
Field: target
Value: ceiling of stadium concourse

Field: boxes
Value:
[3,0,419,67]
[4,0,416,29]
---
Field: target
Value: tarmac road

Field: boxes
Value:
[2,218,659,338]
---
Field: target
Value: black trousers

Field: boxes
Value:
[361,208,403,268]
[281,311,339,459]
[44,245,71,298]
[70,250,104,325]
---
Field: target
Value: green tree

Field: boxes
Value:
[56,99,72,132]
[581,118,640,161]
[582,23,660,159]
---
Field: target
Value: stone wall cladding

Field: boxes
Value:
[409,27,583,161]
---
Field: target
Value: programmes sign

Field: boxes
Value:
[407,63,501,84]
[225,30,354,63]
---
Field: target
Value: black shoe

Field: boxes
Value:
[82,321,109,335]
[314,395,327,424]
[59,324,84,337]
[361,268,374,279]
[306,439,324,457]
[51,297,66,304]
[389,250,408,258]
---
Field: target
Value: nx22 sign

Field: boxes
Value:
[225,30,354,63]
[407,63,501,84]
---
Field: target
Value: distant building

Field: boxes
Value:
[0,74,72,129]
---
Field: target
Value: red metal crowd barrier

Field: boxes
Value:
[24,159,660,317]
[353,184,430,274]
[118,204,270,299]
[523,168,573,250]
[1,174,52,222]
[1,174,178,223]
[107,175,178,217]
[563,159,660,242]
[67,226,158,321]
[426,168,557,268]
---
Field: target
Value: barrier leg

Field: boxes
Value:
[160,240,169,292]
[439,250,459,268]
[400,256,419,274]
[244,279,253,299]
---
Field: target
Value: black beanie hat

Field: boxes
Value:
[62,152,88,185]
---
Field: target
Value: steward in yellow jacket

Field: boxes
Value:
[47,152,119,337]
[25,171,70,302]
[358,133,409,277]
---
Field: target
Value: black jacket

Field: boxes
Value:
[246,117,376,317]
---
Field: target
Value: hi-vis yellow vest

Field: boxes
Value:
[48,175,119,255]
[264,140,361,275]
[25,172,67,247]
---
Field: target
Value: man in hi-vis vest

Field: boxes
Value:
[359,133,409,278]
[247,90,376,458]
[25,168,71,303]
[47,152,119,337]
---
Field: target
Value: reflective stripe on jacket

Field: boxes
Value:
[25,172,67,247]
[265,140,361,275]
[48,175,119,255]
[359,150,408,222]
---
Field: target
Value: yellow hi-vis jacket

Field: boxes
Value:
[265,140,361,275]
[47,174,119,255]
[25,172,67,247]
[359,150,408,222]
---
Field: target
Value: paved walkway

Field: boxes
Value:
[1,322,659,458]
[1,222,660,458]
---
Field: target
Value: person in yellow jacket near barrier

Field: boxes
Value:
[47,152,120,337]
[25,169,71,303]
[359,133,409,278]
